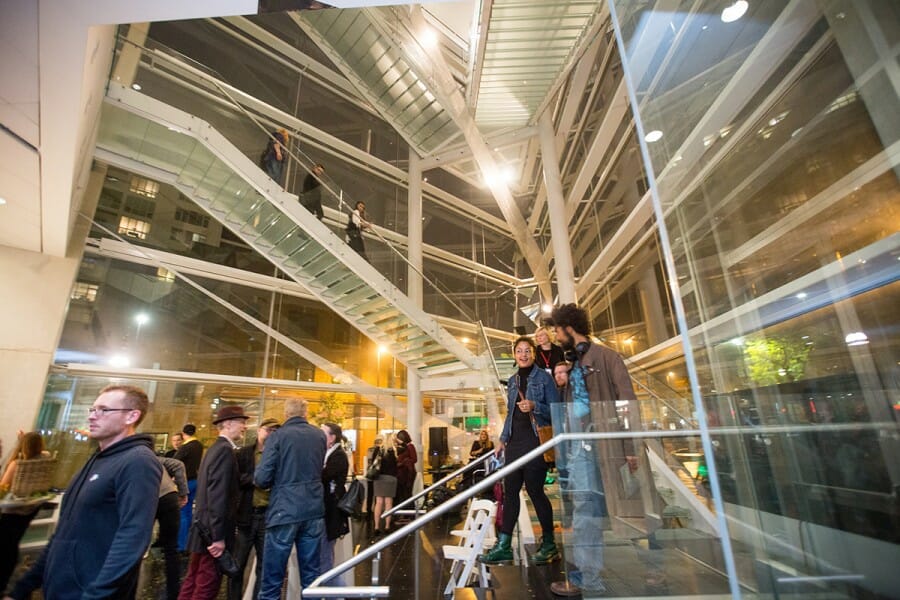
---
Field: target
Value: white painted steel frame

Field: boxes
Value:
[101,84,481,374]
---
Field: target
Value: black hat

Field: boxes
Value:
[213,405,250,425]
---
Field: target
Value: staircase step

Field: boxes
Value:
[96,85,481,378]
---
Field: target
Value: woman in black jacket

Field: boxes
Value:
[371,435,398,536]
[320,423,350,585]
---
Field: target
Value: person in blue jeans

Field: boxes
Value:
[261,129,289,186]
[254,398,327,598]
[174,423,204,552]
[550,303,641,596]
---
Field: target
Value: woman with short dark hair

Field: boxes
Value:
[480,336,560,566]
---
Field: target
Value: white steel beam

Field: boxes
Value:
[141,48,513,237]
[420,125,537,170]
[56,363,405,397]
[565,77,630,212]
[538,113,577,303]
[399,6,554,300]
[87,236,518,345]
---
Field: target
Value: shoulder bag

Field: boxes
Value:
[337,477,365,516]
[520,388,555,464]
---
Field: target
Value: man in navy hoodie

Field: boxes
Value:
[5,385,162,600]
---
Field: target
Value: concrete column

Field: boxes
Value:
[407,149,423,472]
[0,249,79,452]
[0,165,104,452]
[538,113,577,304]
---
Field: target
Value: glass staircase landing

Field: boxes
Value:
[96,83,482,375]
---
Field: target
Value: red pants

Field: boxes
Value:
[178,552,222,600]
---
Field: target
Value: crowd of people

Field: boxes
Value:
[0,302,638,598]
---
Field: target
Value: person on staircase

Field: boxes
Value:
[300,163,325,220]
[345,201,372,261]
[261,129,289,186]
[479,336,560,566]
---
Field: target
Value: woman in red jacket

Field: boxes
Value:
[393,429,417,510]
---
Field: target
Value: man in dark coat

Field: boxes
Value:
[255,398,326,598]
[178,406,248,600]
[5,385,162,600]
[228,418,280,600]
[320,422,349,585]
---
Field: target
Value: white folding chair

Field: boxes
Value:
[442,502,496,595]
[449,498,496,550]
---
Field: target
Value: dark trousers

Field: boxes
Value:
[365,479,375,515]
[178,552,222,600]
[500,452,553,537]
[228,510,267,600]
[156,492,182,600]
[0,510,38,593]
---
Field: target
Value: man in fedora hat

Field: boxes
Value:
[178,405,249,600]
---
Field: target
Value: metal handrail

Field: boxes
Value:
[302,428,702,598]
[302,420,899,597]
[383,451,493,518]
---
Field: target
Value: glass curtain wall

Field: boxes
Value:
[611,0,900,596]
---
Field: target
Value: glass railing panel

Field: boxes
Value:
[177,142,218,191]
[193,160,233,204]
[611,0,900,596]
[257,217,299,251]
[549,402,728,596]
[238,201,282,241]
[206,172,251,214]
[222,192,267,227]
[97,105,151,161]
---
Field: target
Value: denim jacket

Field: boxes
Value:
[500,367,559,443]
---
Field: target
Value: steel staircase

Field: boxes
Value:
[97,83,482,375]
[292,8,460,157]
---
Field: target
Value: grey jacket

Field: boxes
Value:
[158,456,188,498]
[254,416,326,527]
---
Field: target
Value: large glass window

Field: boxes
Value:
[613,1,900,596]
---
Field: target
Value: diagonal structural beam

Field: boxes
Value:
[397,6,553,301]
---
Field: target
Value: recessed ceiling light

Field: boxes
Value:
[131,83,142,91]
[645,130,664,143]
[721,1,748,23]
[0,197,7,206]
